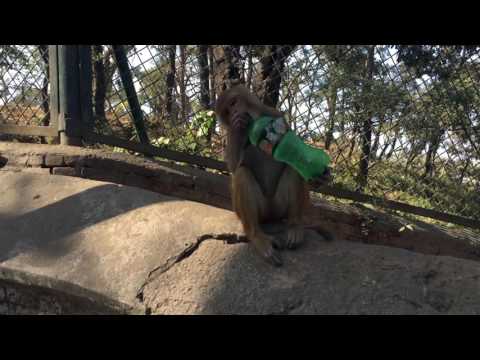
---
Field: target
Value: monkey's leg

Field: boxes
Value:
[273,166,306,250]
[232,167,283,266]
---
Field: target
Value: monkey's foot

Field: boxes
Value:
[286,225,305,250]
[249,233,284,266]
[272,236,286,250]
[253,238,283,267]
[263,246,283,267]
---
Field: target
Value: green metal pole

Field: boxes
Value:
[58,45,82,146]
[112,45,150,145]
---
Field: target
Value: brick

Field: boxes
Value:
[52,167,78,176]
[7,155,28,167]
[45,154,65,167]
[63,155,82,166]
[27,154,44,167]
[85,156,156,177]
[81,167,126,184]
[124,172,152,190]
[150,177,174,195]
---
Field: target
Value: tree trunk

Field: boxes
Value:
[93,46,116,122]
[93,45,107,123]
[165,45,176,125]
[348,136,357,159]
[212,45,243,94]
[208,46,215,103]
[197,45,210,110]
[424,131,443,179]
[370,115,385,160]
[339,91,346,133]
[422,135,441,199]
[253,45,296,107]
[246,46,253,91]
[458,158,470,185]
[324,85,337,150]
[378,139,390,161]
[385,136,397,160]
[198,45,216,142]
[179,45,187,124]
[93,46,128,137]
[357,45,375,191]
[404,140,425,170]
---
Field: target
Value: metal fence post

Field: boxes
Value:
[112,45,150,145]
[48,45,60,138]
[58,45,82,146]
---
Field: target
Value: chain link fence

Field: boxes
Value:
[2,45,480,228]
[0,46,50,128]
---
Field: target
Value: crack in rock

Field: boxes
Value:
[135,233,248,308]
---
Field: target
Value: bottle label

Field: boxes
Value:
[263,117,288,149]
[272,117,288,134]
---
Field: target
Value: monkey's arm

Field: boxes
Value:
[225,129,249,172]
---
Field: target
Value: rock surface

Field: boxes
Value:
[0,171,241,312]
[1,171,480,314]
[142,231,480,314]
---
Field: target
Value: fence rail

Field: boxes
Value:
[1,45,479,231]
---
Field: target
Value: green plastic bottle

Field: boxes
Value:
[248,116,331,181]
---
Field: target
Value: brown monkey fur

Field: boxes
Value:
[215,85,312,266]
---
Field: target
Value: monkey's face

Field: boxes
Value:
[216,85,273,131]
[229,96,253,130]
[217,93,252,131]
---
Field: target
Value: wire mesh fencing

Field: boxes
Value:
[0,45,50,128]
[88,45,480,224]
[2,45,480,227]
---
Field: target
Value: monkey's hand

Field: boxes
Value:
[232,111,251,130]
[308,167,333,188]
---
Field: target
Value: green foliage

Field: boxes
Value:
[396,45,479,80]
[332,149,480,223]
[150,110,216,157]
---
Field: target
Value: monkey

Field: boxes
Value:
[216,84,329,266]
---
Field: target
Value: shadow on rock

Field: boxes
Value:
[0,183,174,262]
[141,222,480,315]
